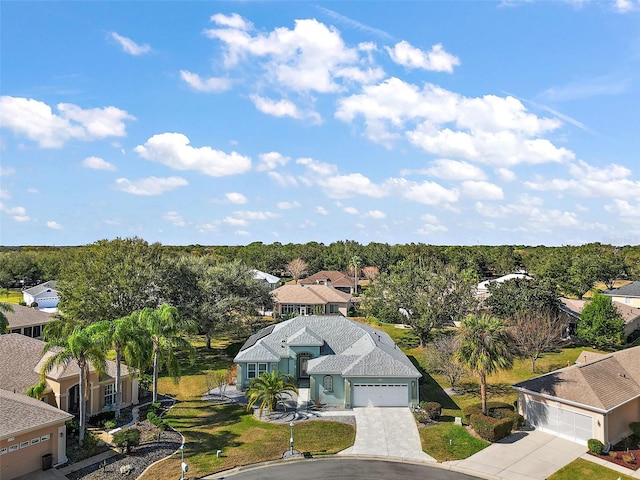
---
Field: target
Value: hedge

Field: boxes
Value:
[493,408,525,430]
[463,401,514,422]
[470,413,514,442]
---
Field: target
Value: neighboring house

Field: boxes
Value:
[271,284,353,317]
[513,345,640,446]
[603,281,640,308]
[560,297,640,340]
[22,281,59,309]
[251,270,280,290]
[5,304,54,338]
[476,272,532,297]
[0,334,139,417]
[297,270,357,294]
[234,315,421,408]
[0,388,73,479]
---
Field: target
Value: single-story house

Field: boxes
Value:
[0,388,73,479]
[22,281,59,309]
[603,281,640,309]
[476,271,532,297]
[6,304,54,339]
[271,284,353,317]
[513,345,640,446]
[251,270,280,290]
[297,270,357,294]
[0,334,139,417]
[560,297,640,340]
[234,315,421,408]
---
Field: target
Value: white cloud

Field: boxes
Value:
[164,211,186,227]
[135,132,251,176]
[605,199,640,217]
[27,188,38,194]
[496,167,517,182]
[416,213,447,234]
[320,173,387,199]
[344,206,359,214]
[366,210,386,219]
[258,152,290,171]
[315,6,394,41]
[223,216,248,227]
[110,32,151,55]
[475,199,582,233]
[0,202,30,222]
[277,201,301,209]
[250,95,302,119]
[297,157,340,177]
[386,41,460,73]
[0,189,9,200]
[315,206,329,215]
[46,221,63,230]
[0,167,15,176]
[232,210,278,220]
[180,70,232,93]
[385,178,459,205]
[83,156,117,171]
[13,215,30,222]
[267,171,298,187]
[235,230,250,236]
[614,0,638,12]
[539,73,632,102]
[225,192,248,204]
[210,12,253,30]
[462,181,504,200]
[0,96,134,148]
[417,159,487,181]
[115,176,188,196]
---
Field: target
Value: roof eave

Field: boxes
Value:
[512,385,607,414]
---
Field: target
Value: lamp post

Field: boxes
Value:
[180,444,188,480]
[289,421,295,456]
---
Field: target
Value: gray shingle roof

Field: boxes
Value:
[514,345,640,412]
[6,304,54,329]
[0,388,73,440]
[603,281,640,298]
[234,315,421,379]
[23,280,58,296]
[286,327,324,346]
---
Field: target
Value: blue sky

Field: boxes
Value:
[1,1,640,247]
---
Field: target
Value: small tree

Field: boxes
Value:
[112,428,141,454]
[245,370,298,417]
[577,292,625,349]
[285,258,308,284]
[425,335,466,390]
[508,308,566,372]
[362,266,379,281]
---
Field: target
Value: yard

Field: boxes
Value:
[138,335,355,480]
[548,459,634,480]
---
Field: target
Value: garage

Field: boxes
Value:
[352,383,409,407]
[525,399,593,445]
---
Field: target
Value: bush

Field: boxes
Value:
[89,410,115,427]
[630,422,640,437]
[104,419,117,430]
[113,428,141,455]
[424,402,442,420]
[463,405,482,423]
[464,402,514,422]
[493,409,524,430]
[588,439,604,455]
[413,410,431,424]
[470,413,514,442]
[146,410,167,430]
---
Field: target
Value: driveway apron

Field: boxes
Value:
[447,430,586,480]
[338,407,436,462]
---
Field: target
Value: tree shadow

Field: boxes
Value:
[456,381,514,397]
[408,355,459,410]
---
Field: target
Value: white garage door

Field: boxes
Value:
[526,399,592,445]
[352,383,408,407]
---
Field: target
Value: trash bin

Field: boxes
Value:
[42,453,53,470]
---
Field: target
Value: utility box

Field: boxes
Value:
[42,453,53,470]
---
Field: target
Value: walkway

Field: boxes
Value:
[338,407,436,462]
[446,430,586,480]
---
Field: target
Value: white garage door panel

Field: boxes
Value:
[353,384,408,407]
[526,400,592,445]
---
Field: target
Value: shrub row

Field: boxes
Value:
[463,401,514,422]
[492,408,525,430]
[89,410,116,427]
[146,410,167,430]
[470,413,514,442]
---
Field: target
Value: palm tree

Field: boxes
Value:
[349,255,363,294]
[88,316,151,418]
[40,326,107,445]
[137,304,196,403]
[456,314,514,415]
[0,301,12,333]
[245,370,298,418]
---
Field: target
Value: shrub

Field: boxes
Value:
[146,410,167,430]
[470,413,513,442]
[89,410,115,427]
[464,402,514,422]
[622,453,634,464]
[424,402,442,420]
[413,410,431,424]
[587,439,604,455]
[493,408,524,430]
[630,422,640,437]
[463,405,482,423]
[113,428,141,455]
[104,419,117,430]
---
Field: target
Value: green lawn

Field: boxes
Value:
[418,421,489,461]
[548,459,634,480]
[1,289,23,303]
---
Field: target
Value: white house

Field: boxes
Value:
[22,281,59,309]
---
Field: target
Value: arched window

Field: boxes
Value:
[323,375,333,392]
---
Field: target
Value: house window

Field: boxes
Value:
[323,375,333,392]
[625,297,632,304]
[104,384,115,406]
[329,304,340,314]
[281,304,301,315]
[247,363,257,379]
[33,325,41,338]
[10,328,21,334]
[258,363,267,375]
[23,326,33,337]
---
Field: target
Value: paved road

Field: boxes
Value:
[207,458,483,480]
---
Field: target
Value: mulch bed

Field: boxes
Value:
[589,448,640,471]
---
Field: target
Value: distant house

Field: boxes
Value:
[271,284,353,317]
[251,270,280,290]
[234,315,421,408]
[22,281,59,309]
[476,272,532,297]
[297,270,357,294]
[0,334,139,417]
[560,297,640,340]
[0,388,73,479]
[513,345,640,446]
[602,281,640,308]
[6,304,54,339]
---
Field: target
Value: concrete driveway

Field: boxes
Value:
[447,430,586,480]
[338,407,436,462]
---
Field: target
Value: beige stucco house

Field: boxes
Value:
[0,334,139,417]
[513,346,640,447]
[0,388,73,480]
[603,281,640,309]
[271,284,353,317]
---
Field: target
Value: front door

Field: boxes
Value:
[68,384,80,414]
[299,306,307,315]
[297,353,312,379]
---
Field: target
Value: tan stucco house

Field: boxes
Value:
[513,346,640,446]
[296,270,358,294]
[603,281,640,309]
[271,284,353,317]
[0,388,73,480]
[0,334,139,417]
